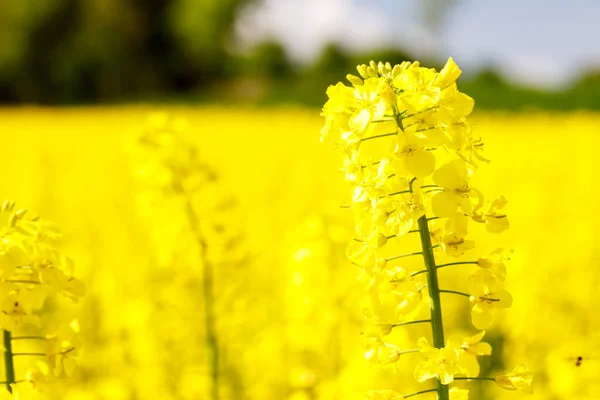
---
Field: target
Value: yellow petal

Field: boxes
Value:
[432,192,458,218]
[405,149,436,178]
[436,57,462,89]
[414,360,437,383]
[495,290,513,308]
[471,304,493,329]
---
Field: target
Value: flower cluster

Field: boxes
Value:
[0,200,84,397]
[321,59,532,399]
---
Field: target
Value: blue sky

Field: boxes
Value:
[236,0,600,88]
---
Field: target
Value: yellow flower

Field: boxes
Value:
[436,87,474,123]
[441,232,475,257]
[472,196,509,233]
[394,133,436,178]
[435,57,462,90]
[386,187,425,237]
[414,337,464,384]
[375,266,423,319]
[495,365,533,392]
[346,232,387,269]
[321,83,355,142]
[477,248,513,281]
[364,338,401,366]
[455,331,492,376]
[349,78,387,134]
[431,160,481,218]
[467,269,512,329]
[439,213,475,256]
[362,322,393,339]
[46,319,81,377]
[23,360,53,393]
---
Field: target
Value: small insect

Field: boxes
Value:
[565,356,599,367]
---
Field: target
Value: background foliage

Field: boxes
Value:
[1,0,600,108]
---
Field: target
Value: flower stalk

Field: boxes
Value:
[184,197,219,400]
[417,215,449,400]
[3,330,15,393]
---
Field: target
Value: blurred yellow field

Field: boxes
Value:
[0,107,599,400]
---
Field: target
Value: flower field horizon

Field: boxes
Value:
[0,106,598,399]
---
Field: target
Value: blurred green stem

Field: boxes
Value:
[184,197,219,400]
[3,330,15,393]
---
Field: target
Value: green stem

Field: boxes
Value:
[440,290,500,302]
[412,261,479,277]
[387,190,411,197]
[361,132,397,142]
[454,377,496,382]
[404,388,437,398]
[399,348,420,355]
[184,198,219,400]
[417,216,449,400]
[3,330,15,393]
[10,336,46,341]
[385,251,422,262]
[439,290,472,299]
[391,319,431,328]
[437,261,479,270]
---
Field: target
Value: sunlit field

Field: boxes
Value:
[0,107,598,400]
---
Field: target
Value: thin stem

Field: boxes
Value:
[416,126,438,133]
[11,336,47,341]
[454,377,496,382]
[437,261,479,270]
[412,261,479,277]
[360,132,397,142]
[387,190,411,197]
[12,353,46,357]
[183,197,219,400]
[440,290,500,302]
[393,105,405,131]
[385,251,422,262]
[3,330,15,393]
[420,185,442,189]
[404,106,437,119]
[392,319,431,328]
[404,388,437,398]
[399,348,420,355]
[5,280,41,285]
[417,216,449,400]
[440,290,472,299]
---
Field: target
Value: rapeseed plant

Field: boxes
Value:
[0,200,84,398]
[130,113,247,400]
[321,59,532,399]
